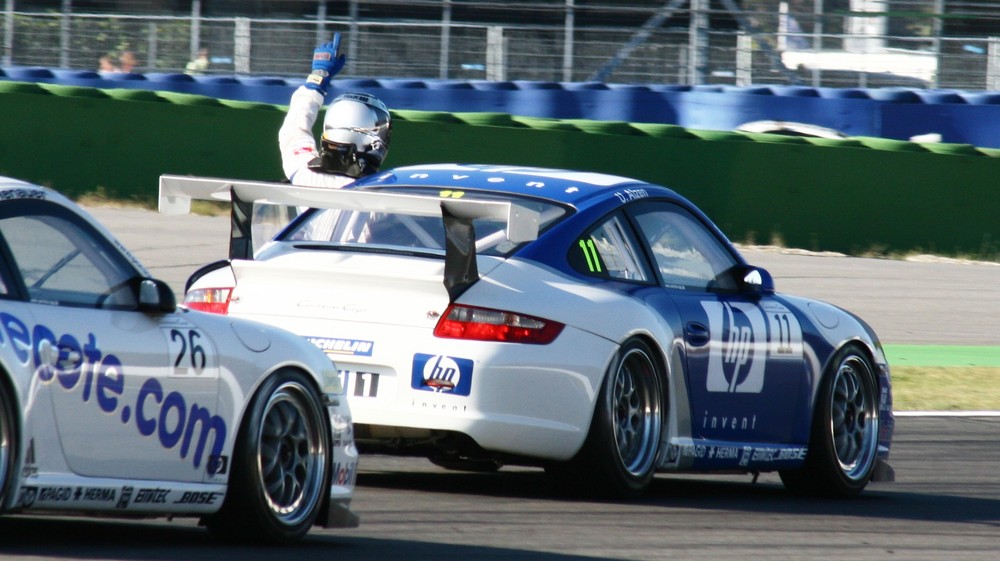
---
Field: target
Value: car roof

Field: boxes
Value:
[355,163,675,208]
[0,176,43,190]
[0,176,78,209]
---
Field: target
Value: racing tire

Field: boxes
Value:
[206,369,330,544]
[780,346,880,497]
[549,339,664,498]
[0,380,16,508]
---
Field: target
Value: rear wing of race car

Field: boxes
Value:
[158,175,541,300]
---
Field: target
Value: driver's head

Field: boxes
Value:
[319,92,392,178]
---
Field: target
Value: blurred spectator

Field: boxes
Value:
[98,55,118,72]
[185,48,211,75]
[119,50,139,73]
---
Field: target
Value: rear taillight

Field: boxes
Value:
[434,304,564,344]
[183,287,233,314]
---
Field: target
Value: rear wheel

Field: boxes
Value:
[0,382,15,508]
[780,346,880,497]
[207,370,330,544]
[549,339,664,498]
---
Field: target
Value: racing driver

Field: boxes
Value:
[278,32,392,188]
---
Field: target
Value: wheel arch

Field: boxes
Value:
[235,364,334,463]
[823,338,885,393]
[783,338,882,496]
[827,337,893,457]
[209,364,335,543]
[555,332,670,497]
[255,364,338,525]
[805,338,880,432]
[624,333,683,469]
[185,258,233,295]
[628,332,671,394]
[227,362,334,477]
[598,332,672,421]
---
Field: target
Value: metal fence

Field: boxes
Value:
[3,1,1000,90]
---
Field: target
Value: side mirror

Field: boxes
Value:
[738,265,775,296]
[138,278,177,313]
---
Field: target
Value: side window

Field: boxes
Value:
[569,214,651,282]
[631,203,739,291]
[0,213,138,309]
[0,266,9,297]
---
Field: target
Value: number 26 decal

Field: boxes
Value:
[169,328,209,376]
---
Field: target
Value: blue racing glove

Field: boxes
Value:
[305,33,346,96]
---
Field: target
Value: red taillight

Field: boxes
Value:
[183,287,233,314]
[434,304,564,344]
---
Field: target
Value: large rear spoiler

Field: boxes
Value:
[158,175,541,299]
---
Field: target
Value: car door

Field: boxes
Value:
[0,199,221,483]
[624,201,808,445]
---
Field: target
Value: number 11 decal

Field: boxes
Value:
[763,302,803,359]
[354,371,380,397]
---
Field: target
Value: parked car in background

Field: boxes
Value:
[0,176,358,544]
[162,163,894,498]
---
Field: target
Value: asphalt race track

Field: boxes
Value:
[83,206,1000,346]
[1,206,995,560]
[1,418,997,561]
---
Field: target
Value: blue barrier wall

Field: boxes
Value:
[6,66,1000,148]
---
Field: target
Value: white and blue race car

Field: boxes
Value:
[163,163,894,498]
[0,176,358,543]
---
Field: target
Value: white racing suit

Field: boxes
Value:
[252,86,354,249]
[278,86,356,189]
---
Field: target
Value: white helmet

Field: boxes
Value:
[318,92,392,177]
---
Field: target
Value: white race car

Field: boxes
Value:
[164,164,894,499]
[0,176,358,543]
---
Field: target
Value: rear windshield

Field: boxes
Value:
[277,187,569,257]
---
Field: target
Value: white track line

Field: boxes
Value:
[894,410,1000,417]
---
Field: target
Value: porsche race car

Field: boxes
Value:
[162,164,894,498]
[0,176,358,543]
